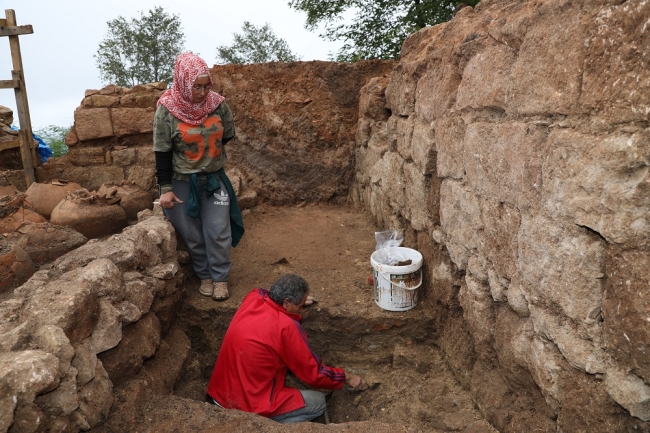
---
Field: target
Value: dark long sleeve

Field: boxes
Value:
[155,151,173,193]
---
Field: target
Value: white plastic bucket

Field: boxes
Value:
[370,247,423,311]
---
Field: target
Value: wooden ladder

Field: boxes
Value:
[0,9,36,187]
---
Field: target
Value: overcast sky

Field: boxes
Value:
[0,0,343,130]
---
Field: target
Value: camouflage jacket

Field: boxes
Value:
[153,102,235,192]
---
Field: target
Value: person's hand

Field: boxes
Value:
[159,191,183,209]
[344,371,365,390]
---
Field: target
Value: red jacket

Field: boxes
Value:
[206,289,345,417]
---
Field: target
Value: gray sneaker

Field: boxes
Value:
[199,279,214,296]
[212,281,229,301]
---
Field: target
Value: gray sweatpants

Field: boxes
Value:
[164,178,232,282]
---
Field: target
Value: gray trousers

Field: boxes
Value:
[271,390,326,423]
[164,178,232,282]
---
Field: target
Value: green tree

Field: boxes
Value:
[33,125,70,158]
[288,0,481,61]
[95,7,185,87]
[216,21,301,64]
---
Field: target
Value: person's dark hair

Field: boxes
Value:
[269,274,309,305]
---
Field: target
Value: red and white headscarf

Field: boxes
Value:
[157,52,225,125]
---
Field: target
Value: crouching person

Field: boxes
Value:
[206,274,365,423]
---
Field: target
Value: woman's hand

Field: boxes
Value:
[159,191,183,209]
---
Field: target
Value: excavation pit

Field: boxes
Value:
[93,204,495,433]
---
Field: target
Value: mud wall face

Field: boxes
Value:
[353,0,650,431]
[211,60,395,204]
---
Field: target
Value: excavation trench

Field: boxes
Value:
[95,204,493,432]
[172,297,481,430]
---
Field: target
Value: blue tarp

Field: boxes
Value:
[9,125,53,163]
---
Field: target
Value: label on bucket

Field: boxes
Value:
[373,269,420,311]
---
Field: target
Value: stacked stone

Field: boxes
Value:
[0,211,188,432]
[353,0,650,431]
[37,83,166,194]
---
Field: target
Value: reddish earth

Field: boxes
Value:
[95,203,497,433]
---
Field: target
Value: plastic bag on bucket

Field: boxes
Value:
[374,230,411,265]
[374,229,403,250]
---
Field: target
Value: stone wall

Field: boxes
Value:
[36,83,165,194]
[353,0,649,432]
[0,209,187,432]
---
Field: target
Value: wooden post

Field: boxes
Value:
[2,9,36,187]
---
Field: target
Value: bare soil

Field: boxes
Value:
[96,203,497,433]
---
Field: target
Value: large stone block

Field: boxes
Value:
[88,300,123,354]
[580,0,650,124]
[509,326,564,413]
[368,151,406,224]
[51,217,170,276]
[477,199,520,279]
[518,214,605,328]
[119,93,160,108]
[0,350,60,408]
[75,360,113,430]
[0,298,31,353]
[543,129,650,247]
[90,95,119,108]
[112,107,156,137]
[605,367,650,422]
[71,340,97,387]
[358,76,391,120]
[403,162,431,231]
[68,146,107,166]
[110,148,137,167]
[135,146,156,167]
[603,247,650,383]
[459,274,495,353]
[456,44,516,113]
[123,277,155,317]
[131,215,178,263]
[410,121,436,175]
[36,162,126,192]
[0,380,15,432]
[435,116,466,180]
[36,366,79,417]
[30,325,75,373]
[74,108,113,141]
[439,179,481,270]
[464,121,546,212]
[508,1,586,115]
[416,62,462,122]
[126,165,155,191]
[98,312,161,386]
[529,304,606,374]
[394,116,414,161]
[19,269,101,344]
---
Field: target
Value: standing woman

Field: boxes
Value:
[153,52,244,301]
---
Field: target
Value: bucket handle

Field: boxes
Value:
[375,265,422,291]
